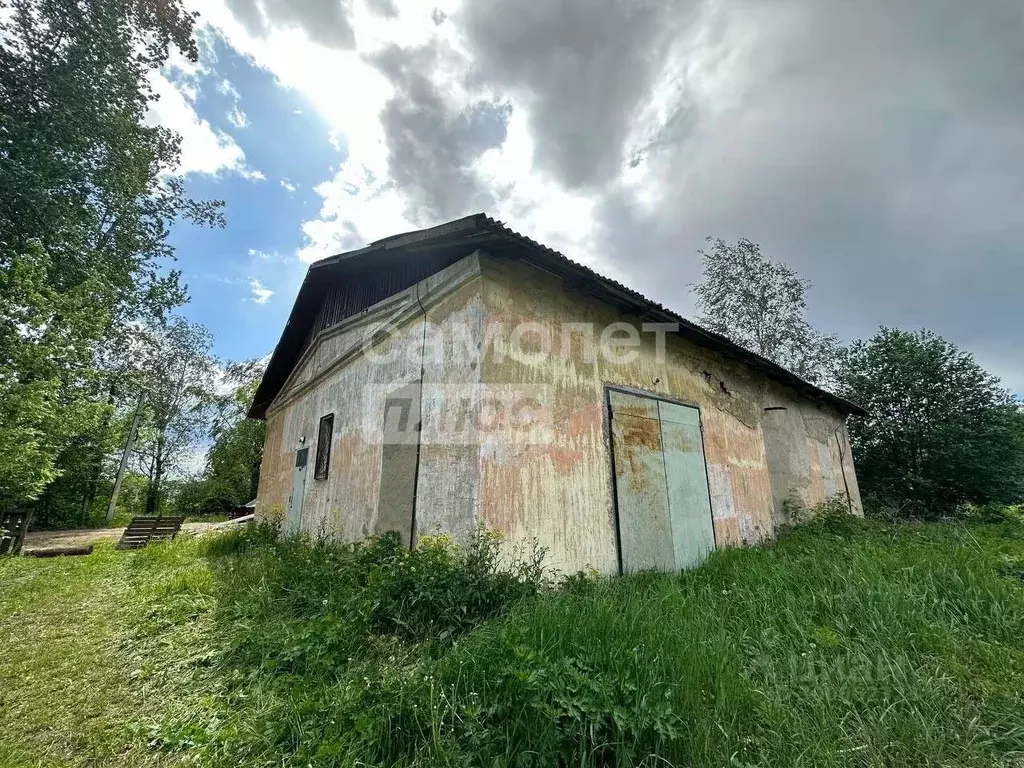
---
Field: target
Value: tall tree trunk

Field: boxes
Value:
[37,483,53,529]
[145,435,165,515]
[84,383,115,525]
[79,475,96,526]
[249,434,261,500]
[248,460,260,501]
[145,459,161,515]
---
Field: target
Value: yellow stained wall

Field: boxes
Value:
[476,255,860,573]
[761,380,862,521]
[254,251,861,575]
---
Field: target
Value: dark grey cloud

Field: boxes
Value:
[458,0,686,189]
[225,0,355,48]
[368,42,513,223]
[452,0,1024,389]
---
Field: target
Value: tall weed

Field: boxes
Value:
[130,517,1024,767]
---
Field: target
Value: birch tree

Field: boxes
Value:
[692,237,839,385]
[133,318,217,515]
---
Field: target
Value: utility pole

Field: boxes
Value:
[105,392,145,525]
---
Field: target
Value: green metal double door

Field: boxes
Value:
[608,389,716,572]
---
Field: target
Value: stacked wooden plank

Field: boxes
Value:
[116,516,185,550]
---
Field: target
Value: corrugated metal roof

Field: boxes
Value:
[248,213,866,418]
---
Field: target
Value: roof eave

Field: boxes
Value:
[248,214,868,420]
[475,217,868,418]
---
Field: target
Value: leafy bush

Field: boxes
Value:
[204,523,550,666]
[784,493,855,527]
[962,502,1024,524]
[836,328,1024,518]
[364,530,550,640]
[862,499,1024,524]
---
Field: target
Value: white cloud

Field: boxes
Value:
[248,278,274,304]
[280,179,298,192]
[147,69,262,179]
[217,78,240,98]
[177,0,1021,392]
[474,107,609,273]
[183,0,558,266]
[167,1,696,279]
[218,78,251,128]
[297,166,411,263]
[228,106,250,128]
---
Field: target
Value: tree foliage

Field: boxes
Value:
[206,359,267,505]
[0,242,109,507]
[836,328,1024,518]
[173,359,267,517]
[692,237,839,385]
[0,0,222,510]
[132,317,218,515]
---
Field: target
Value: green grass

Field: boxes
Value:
[1,515,1024,767]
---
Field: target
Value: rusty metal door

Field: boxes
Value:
[609,391,675,571]
[609,390,715,572]
[658,401,716,569]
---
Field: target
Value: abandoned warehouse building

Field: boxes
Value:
[249,214,865,574]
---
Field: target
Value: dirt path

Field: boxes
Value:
[22,523,220,552]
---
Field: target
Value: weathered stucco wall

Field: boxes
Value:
[254,254,485,541]
[412,262,486,541]
[475,255,860,574]
[255,249,861,576]
[761,381,862,523]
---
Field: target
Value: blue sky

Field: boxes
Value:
[160,35,344,363]
[157,1,1024,395]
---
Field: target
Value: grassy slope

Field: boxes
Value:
[0,546,196,767]
[0,517,1023,767]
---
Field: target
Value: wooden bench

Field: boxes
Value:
[116,516,186,550]
[0,509,30,555]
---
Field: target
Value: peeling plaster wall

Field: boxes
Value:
[254,254,486,541]
[254,250,862,576]
[257,407,289,524]
[761,381,863,523]
[412,269,486,541]
[476,255,859,574]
